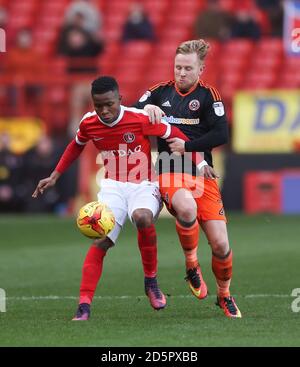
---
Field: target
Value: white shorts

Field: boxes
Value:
[97,179,162,244]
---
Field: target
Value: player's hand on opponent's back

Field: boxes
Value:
[32,171,60,198]
[144,104,165,124]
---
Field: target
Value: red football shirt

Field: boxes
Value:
[55,106,205,183]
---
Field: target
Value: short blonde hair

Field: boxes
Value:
[176,39,210,63]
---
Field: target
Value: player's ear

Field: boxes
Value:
[119,95,122,102]
[199,63,205,75]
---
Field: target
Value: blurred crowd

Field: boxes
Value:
[0,133,76,213]
[0,0,286,213]
[194,0,283,41]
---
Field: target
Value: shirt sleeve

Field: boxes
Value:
[55,115,90,173]
[133,86,160,109]
[185,89,229,152]
[75,128,89,145]
[141,118,207,170]
[75,121,89,146]
[55,140,85,174]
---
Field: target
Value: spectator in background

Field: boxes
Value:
[0,7,8,72]
[57,12,103,74]
[57,11,104,136]
[5,29,45,78]
[0,6,7,30]
[194,0,232,41]
[64,0,102,35]
[121,2,155,43]
[256,0,283,36]
[24,135,74,214]
[0,133,25,212]
[4,29,46,112]
[230,8,261,40]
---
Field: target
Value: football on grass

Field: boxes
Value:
[77,201,115,239]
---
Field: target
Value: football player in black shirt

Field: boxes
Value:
[135,39,241,318]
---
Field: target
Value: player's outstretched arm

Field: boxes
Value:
[32,171,60,198]
[32,139,84,198]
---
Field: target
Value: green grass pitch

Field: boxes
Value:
[0,213,300,346]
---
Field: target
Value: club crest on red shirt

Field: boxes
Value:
[123,132,135,143]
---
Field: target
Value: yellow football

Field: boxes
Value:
[77,201,115,239]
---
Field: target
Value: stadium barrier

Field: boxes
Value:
[244,169,300,214]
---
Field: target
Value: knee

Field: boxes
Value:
[210,238,229,257]
[132,209,153,228]
[93,237,114,251]
[174,203,197,222]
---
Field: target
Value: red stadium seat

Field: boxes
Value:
[144,0,169,13]
[160,26,189,42]
[50,58,67,75]
[168,12,197,26]
[103,0,133,15]
[169,0,198,12]
[220,70,243,87]
[276,71,300,88]
[121,41,153,57]
[218,55,248,73]
[223,39,254,56]
[251,54,282,70]
[143,68,173,88]
[282,56,300,72]
[256,38,283,54]
[219,0,235,12]
[242,71,276,89]
[8,14,33,29]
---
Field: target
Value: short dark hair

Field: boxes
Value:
[91,76,119,96]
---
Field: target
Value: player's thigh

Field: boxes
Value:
[97,179,128,243]
[195,179,226,223]
[105,222,122,245]
[159,173,197,215]
[127,182,162,222]
[172,188,197,214]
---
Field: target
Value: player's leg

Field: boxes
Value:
[198,179,241,318]
[159,173,207,300]
[201,220,241,318]
[128,183,166,310]
[172,188,208,299]
[73,179,127,320]
[132,208,157,279]
[73,236,115,321]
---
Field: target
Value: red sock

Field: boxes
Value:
[176,221,199,269]
[79,245,107,305]
[137,224,157,278]
[212,249,233,298]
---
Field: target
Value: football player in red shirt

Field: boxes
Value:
[136,39,242,318]
[32,76,207,320]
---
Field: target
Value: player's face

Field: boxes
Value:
[174,52,204,92]
[92,90,121,123]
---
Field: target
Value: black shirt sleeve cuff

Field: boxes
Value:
[185,141,194,152]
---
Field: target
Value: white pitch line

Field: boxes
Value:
[5,294,292,301]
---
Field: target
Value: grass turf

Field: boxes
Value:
[0,213,300,346]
